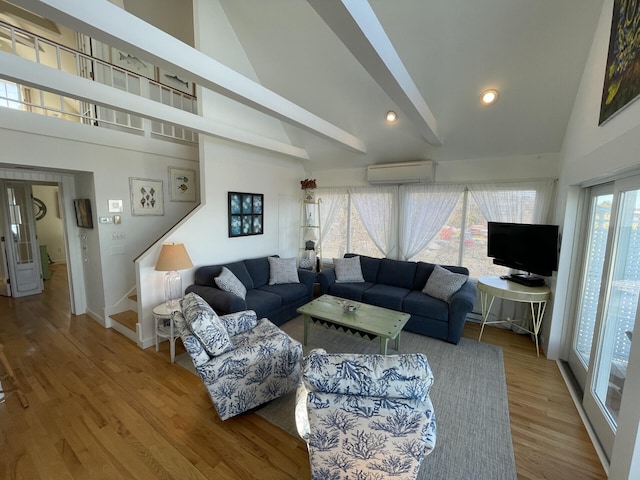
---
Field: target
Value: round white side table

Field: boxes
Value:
[153,303,178,363]
[477,276,551,357]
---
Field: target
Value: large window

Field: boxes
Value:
[318,180,553,278]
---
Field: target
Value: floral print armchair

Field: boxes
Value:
[174,292,302,420]
[295,348,436,480]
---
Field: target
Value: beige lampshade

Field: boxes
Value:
[303,228,319,242]
[155,243,193,271]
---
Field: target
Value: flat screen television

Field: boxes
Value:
[487,222,559,278]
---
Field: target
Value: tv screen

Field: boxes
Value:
[487,222,559,276]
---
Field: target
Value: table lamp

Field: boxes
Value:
[155,242,193,309]
[303,227,319,250]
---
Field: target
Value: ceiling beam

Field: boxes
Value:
[13,0,366,153]
[0,52,311,160]
[307,0,442,145]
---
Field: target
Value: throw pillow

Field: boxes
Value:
[268,257,300,285]
[215,266,247,300]
[422,265,468,302]
[334,256,365,283]
[180,293,234,357]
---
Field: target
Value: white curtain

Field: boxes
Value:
[468,179,555,333]
[399,183,465,260]
[348,186,397,257]
[315,187,347,247]
[468,180,555,223]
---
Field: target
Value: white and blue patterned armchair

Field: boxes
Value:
[295,348,436,480]
[174,292,302,420]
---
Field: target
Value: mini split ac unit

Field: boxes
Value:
[367,160,435,184]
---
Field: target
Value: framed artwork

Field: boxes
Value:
[599,0,640,124]
[111,49,155,79]
[73,199,93,229]
[169,167,196,202]
[228,192,264,237]
[130,177,164,216]
[158,68,194,95]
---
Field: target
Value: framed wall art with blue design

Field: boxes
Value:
[228,192,264,237]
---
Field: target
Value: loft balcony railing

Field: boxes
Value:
[0,20,197,144]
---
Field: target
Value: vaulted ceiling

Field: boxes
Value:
[4,0,605,172]
[214,0,604,170]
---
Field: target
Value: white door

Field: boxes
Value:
[0,180,43,297]
[568,184,613,389]
[570,175,640,459]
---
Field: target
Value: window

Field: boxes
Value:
[319,180,553,277]
[0,81,22,110]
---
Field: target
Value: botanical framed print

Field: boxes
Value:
[169,167,196,202]
[228,192,264,237]
[130,177,164,216]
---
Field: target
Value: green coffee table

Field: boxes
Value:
[297,294,411,354]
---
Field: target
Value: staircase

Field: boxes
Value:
[109,295,139,344]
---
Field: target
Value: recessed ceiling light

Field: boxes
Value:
[481,89,499,106]
[385,110,398,123]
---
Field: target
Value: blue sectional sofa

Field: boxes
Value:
[317,254,476,344]
[185,255,315,326]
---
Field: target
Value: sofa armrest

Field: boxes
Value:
[317,268,336,294]
[447,280,477,343]
[184,284,247,315]
[297,268,316,300]
[219,310,258,336]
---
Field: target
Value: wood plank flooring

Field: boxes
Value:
[0,264,606,479]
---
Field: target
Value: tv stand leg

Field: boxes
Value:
[529,300,547,357]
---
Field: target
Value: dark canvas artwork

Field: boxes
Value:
[228,192,264,237]
[600,0,640,124]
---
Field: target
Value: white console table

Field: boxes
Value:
[477,276,551,357]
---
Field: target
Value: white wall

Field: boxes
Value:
[0,109,198,323]
[311,153,561,187]
[556,0,640,477]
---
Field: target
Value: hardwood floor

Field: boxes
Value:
[0,264,606,479]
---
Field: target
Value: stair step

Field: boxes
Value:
[110,310,138,331]
[129,294,137,302]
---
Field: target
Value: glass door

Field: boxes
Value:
[580,176,640,459]
[0,180,43,297]
[568,185,613,389]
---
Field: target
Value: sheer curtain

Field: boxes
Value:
[468,179,556,332]
[468,180,555,223]
[399,183,464,260]
[315,187,347,247]
[348,186,397,258]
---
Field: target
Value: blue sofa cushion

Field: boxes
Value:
[245,289,282,318]
[403,290,449,322]
[376,258,417,289]
[327,282,374,301]
[258,283,310,304]
[345,253,381,283]
[244,256,271,288]
[362,284,410,311]
[225,261,254,290]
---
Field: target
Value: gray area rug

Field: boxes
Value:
[176,316,517,480]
